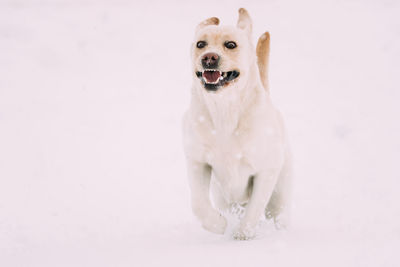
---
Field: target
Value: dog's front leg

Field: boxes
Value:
[234,170,280,240]
[187,160,227,234]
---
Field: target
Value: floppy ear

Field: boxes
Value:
[196,17,219,31]
[237,8,252,36]
[256,32,270,92]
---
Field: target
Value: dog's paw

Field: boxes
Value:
[233,224,256,240]
[201,211,227,234]
[229,202,245,218]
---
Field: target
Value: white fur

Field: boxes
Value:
[183,9,292,240]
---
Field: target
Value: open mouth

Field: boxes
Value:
[195,69,240,91]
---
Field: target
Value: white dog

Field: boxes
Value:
[182,8,292,240]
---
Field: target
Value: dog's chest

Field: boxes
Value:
[199,126,260,203]
[196,121,259,175]
[205,131,250,167]
[190,113,282,173]
[184,106,284,202]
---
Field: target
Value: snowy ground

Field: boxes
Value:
[0,0,399,266]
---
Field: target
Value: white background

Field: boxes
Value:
[0,0,399,266]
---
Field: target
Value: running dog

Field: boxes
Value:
[182,8,292,240]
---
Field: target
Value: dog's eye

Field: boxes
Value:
[196,41,207,49]
[224,41,237,49]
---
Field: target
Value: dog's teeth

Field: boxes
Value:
[202,69,222,84]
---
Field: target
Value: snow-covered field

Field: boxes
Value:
[1,0,399,266]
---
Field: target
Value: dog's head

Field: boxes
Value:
[191,8,256,92]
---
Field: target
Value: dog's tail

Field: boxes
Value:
[256,32,270,92]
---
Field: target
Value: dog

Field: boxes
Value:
[182,8,292,240]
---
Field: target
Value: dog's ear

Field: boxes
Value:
[257,32,270,92]
[237,8,252,36]
[196,17,219,31]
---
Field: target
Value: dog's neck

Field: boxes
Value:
[192,64,264,134]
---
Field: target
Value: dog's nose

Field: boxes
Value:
[201,52,220,69]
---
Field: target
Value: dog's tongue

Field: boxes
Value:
[203,71,221,83]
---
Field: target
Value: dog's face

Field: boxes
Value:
[191,10,255,92]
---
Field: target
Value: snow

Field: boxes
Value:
[0,0,399,266]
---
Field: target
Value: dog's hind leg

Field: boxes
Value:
[256,32,270,92]
[265,150,292,229]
